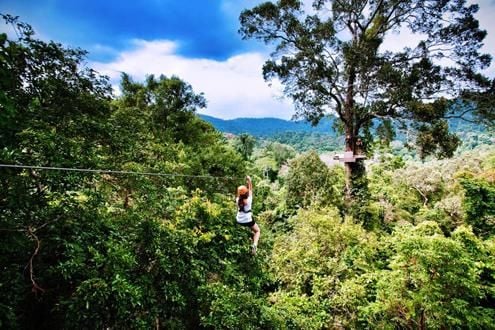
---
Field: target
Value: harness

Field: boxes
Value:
[238,198,251,213]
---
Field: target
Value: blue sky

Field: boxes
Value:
[0,0,261,61]
[1,0,494,119]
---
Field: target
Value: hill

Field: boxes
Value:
[198,114,337,137]
[200,114,493,154]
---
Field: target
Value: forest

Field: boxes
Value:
[1,2,495,329]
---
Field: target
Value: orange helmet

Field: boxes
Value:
[237,185,248,196]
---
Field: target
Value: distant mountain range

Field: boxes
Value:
[199,114,487,139]
[198,114,337,137]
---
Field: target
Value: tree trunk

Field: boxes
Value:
[343,63,356,206]
[344,128,355,205]
[419,310,426,330]
[342,116,368,207]
[344,159,367,205]
[344,162,353,204]
[342,52,368,207]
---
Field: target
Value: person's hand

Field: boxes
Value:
[246,175,251,181]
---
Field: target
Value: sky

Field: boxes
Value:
[1,0,494,119]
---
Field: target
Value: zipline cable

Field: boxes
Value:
[0,164,240,180]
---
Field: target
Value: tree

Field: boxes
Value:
[286,151,344,210]
[0,16,253,328]
[367,223,495,329]
[268,141,297,167]
[461,174,495,238]
[269,208,379,328]
[117,73,207,144]
[0,15,112,328]
[239,0,492,201]
[235,133,256,160]
[110,74,244,195]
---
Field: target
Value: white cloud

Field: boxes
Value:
[91,39,293,119]
[92,0,495,120]
[380,0,495,77]
[470,0,495,77]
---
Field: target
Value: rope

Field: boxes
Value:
[0,164,239,180]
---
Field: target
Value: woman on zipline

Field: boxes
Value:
[236,175,260,255]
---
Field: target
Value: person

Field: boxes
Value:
[236,175,260,255]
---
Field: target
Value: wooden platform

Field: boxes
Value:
[333,151,367,163]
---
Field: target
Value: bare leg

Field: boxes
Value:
[251,223,260,247]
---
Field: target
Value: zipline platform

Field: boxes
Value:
[333,151,366,163]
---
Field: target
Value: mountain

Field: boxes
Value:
[198,114,492,152]
[198,114,337,137]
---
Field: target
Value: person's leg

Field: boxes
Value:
[251,223,260,247]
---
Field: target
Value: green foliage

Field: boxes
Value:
[234,133,256,161]
[416,119,461,159]
[109,73,245,196]
[266,141,296,167]
[0,17,253,329]
[461,174,495,238]
[252,141,297,183]
[285,151,344,210]
[0,15,113,328]
[367,148,495,233]
[265,291,329,329]
[269,208,379,328]
[366,223,495,329]
[376,119,396,146]
[200,283,281,329]
[416,207,457,234]
[2,14,495,330]
[270,131,340,153]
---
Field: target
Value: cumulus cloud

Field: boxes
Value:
[91,0,495,119]
[91,39,293,119]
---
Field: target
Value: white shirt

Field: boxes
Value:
[236,194,253,223]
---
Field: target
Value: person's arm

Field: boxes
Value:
[246,176,252,195]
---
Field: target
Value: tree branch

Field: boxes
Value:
[362,0,385,32]
[26,226,45,295]
[413,186,428,207]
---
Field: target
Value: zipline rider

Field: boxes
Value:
[236,175,260,255]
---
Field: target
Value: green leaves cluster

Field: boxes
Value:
[285,151,344,210]
[367,223,495,329]
[265,209,495,329]
[461,172,495,238]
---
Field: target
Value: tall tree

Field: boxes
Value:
[235,133,256,160]
[0,15,112,328]
[0,16,254,328]
[239,0,493,200]
[112,74,244,195]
